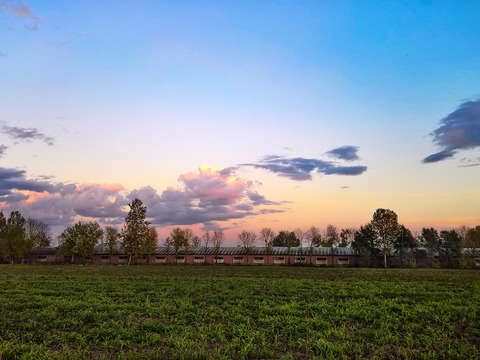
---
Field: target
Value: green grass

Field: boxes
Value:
[0,266,479,359]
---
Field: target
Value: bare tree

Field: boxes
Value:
[260,228,275,264]
[325,224,339,265]
[260,228,275,253]
[211,230,225,264]
[184,228,200,247]
[294,228,306,253]
[456,225,470,248]
[202,231,211,248]
[25,218,52,254]
[305,226,321,263]
[238,230,256,255]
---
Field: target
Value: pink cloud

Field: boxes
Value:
[1,1,41,29]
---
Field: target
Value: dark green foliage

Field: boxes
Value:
[466,226,480,267]
[371,208,399,268]
[0,266,479,359]
[121,199,151,263]
[393,225,417,267]
[420,228,441,267]
[352,224,381,267]
[439,230,462,268]
[103,227,120,254]
[273,231,300,248]
[0,210,29,264]
[58,221,104,262]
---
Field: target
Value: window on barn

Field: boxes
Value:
[119,256,129,263]
[214,256,224,264]
[155,256,166,263]
[194,256,205,263]
[233,256,244,264]
[273,257,285,264]
[100,255,110,263]
[176,256,185,263]
[475,258,480,267]
[295,257,306,264]
[253,257,264,264]
[316,257,327,265]
[137,255,147,263]
[38,255,47,263]
[337,257,349,265]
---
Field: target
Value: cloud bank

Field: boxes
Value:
[1,123,54,146]
[423,98,480,163]
[0,165,285,231]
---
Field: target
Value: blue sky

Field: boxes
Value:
[1,0,479,240]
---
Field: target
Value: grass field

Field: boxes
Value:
[0,266,479,359]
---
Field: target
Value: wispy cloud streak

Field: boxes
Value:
[241,152,367,181]
[1,123,54,145]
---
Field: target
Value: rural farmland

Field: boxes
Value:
[0,265,479,359]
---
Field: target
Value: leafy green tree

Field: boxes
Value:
[371,208,399,268]
[143,227,159,263]
[273,231,299,264]
[420,227,441,267]
[273,231,300,248]
[167,227,187,261]
[466,226,480,266]
[121,198,151,264]
[394,225,417,267]
[352,224,380,267]
[439,230,462,268]
[0,211,29,264]
[59,221,104,263]
[104,227,120,254]
[339,228,355,247]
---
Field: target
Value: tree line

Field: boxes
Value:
[1,200,479,268]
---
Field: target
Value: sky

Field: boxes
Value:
[1,0,479,243]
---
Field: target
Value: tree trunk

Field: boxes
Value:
[128,254,132,265]
[71,254,75,264]
[384,252,387,268]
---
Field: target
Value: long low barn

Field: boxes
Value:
[91,246,358,266]
[22,246,480,267]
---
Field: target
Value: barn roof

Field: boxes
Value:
[153,246,357,256]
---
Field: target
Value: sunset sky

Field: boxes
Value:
[1,1,479,243]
